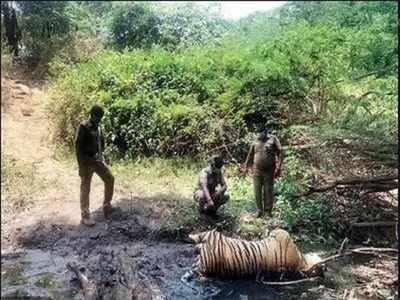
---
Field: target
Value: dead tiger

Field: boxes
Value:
[189,228,322,279]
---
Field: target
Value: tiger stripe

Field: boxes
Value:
[190,229,311,278]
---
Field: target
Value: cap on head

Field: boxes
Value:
[90,104,104,118]
[209,154,224,169]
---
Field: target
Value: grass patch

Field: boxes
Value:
[113,157,200,196]
[1,154,46,214]
[35,273,61,289]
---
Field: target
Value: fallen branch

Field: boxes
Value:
[335,68,395,83]
[282,141,327,151]
[351,221,396,228]
[208,141,242,153]
[67,262,98,300]
[306,247,398,275]
[296,175,398,197]
[261,276,321,286]
[350,247,398,254]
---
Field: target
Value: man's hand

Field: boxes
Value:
[246,167,253,175]
[274,166,282,178]
[204,197,215,210]
[240,163,251,174]
[104,155,111,166]
[217,185,227,194]
[209,193,216,202]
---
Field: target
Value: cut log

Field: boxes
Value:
[351,221,396,228]
[296,175,398,197]
[67,262,98,300]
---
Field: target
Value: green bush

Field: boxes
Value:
[47,47,282,159]
[273,150,341,244]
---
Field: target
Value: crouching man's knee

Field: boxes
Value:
[217,190,230,204]
[223,191,230,202]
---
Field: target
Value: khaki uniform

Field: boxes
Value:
[193,166,229,214]
[245,134,282,215]
[75,120,114,219]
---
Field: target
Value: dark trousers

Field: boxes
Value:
[253,171,274,215]
[193,189,229,214]
[79,160,114,219]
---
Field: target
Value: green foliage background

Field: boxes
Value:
[43,1,397,162]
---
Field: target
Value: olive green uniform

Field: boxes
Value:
[75,120,114,219]
[245,134,282,216]
[193,166,229,214]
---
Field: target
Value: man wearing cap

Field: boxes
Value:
[244,124,283,218]
[75,104,114,226]
[194,155,230,215]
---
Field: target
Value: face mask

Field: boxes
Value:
[215,162,223,169]
[257,131,268,141]
[211,161,223,172]
[90,114,103,126]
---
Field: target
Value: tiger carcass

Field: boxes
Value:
[189,228,321,278]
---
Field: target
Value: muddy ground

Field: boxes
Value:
[2,198,397,299]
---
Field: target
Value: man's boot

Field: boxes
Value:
[265,210,273,218]
[255,210,264,218]
[104,204,114,219]
[81,217,95,226]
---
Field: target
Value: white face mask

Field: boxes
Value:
[256,131,268,140]
[211,162,223,172]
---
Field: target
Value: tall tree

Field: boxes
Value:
[1,1,21,56]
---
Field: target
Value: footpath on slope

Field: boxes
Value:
[1,64,105,246]
[0,65,198,299]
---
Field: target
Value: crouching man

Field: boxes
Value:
[193,155,229,215]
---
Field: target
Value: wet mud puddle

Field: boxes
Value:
[2,245,345,300]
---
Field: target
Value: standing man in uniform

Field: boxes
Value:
[75,104,114,226]
[244,124,283,218]
[194,155,230,215]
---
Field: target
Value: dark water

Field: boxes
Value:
[162,268,337,300]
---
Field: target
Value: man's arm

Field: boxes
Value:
[244,144,255,172]
[75,124,91,162]
[200,170,214,205]
[219,169,228,193]
[99,127,107,163]
[274,136,283,177]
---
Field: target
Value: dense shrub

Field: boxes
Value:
[48,48,259,159]
[48,1,397,162]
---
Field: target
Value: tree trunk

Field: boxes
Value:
[2,1,21,57]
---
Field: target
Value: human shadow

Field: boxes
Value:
[14,191,236,254]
